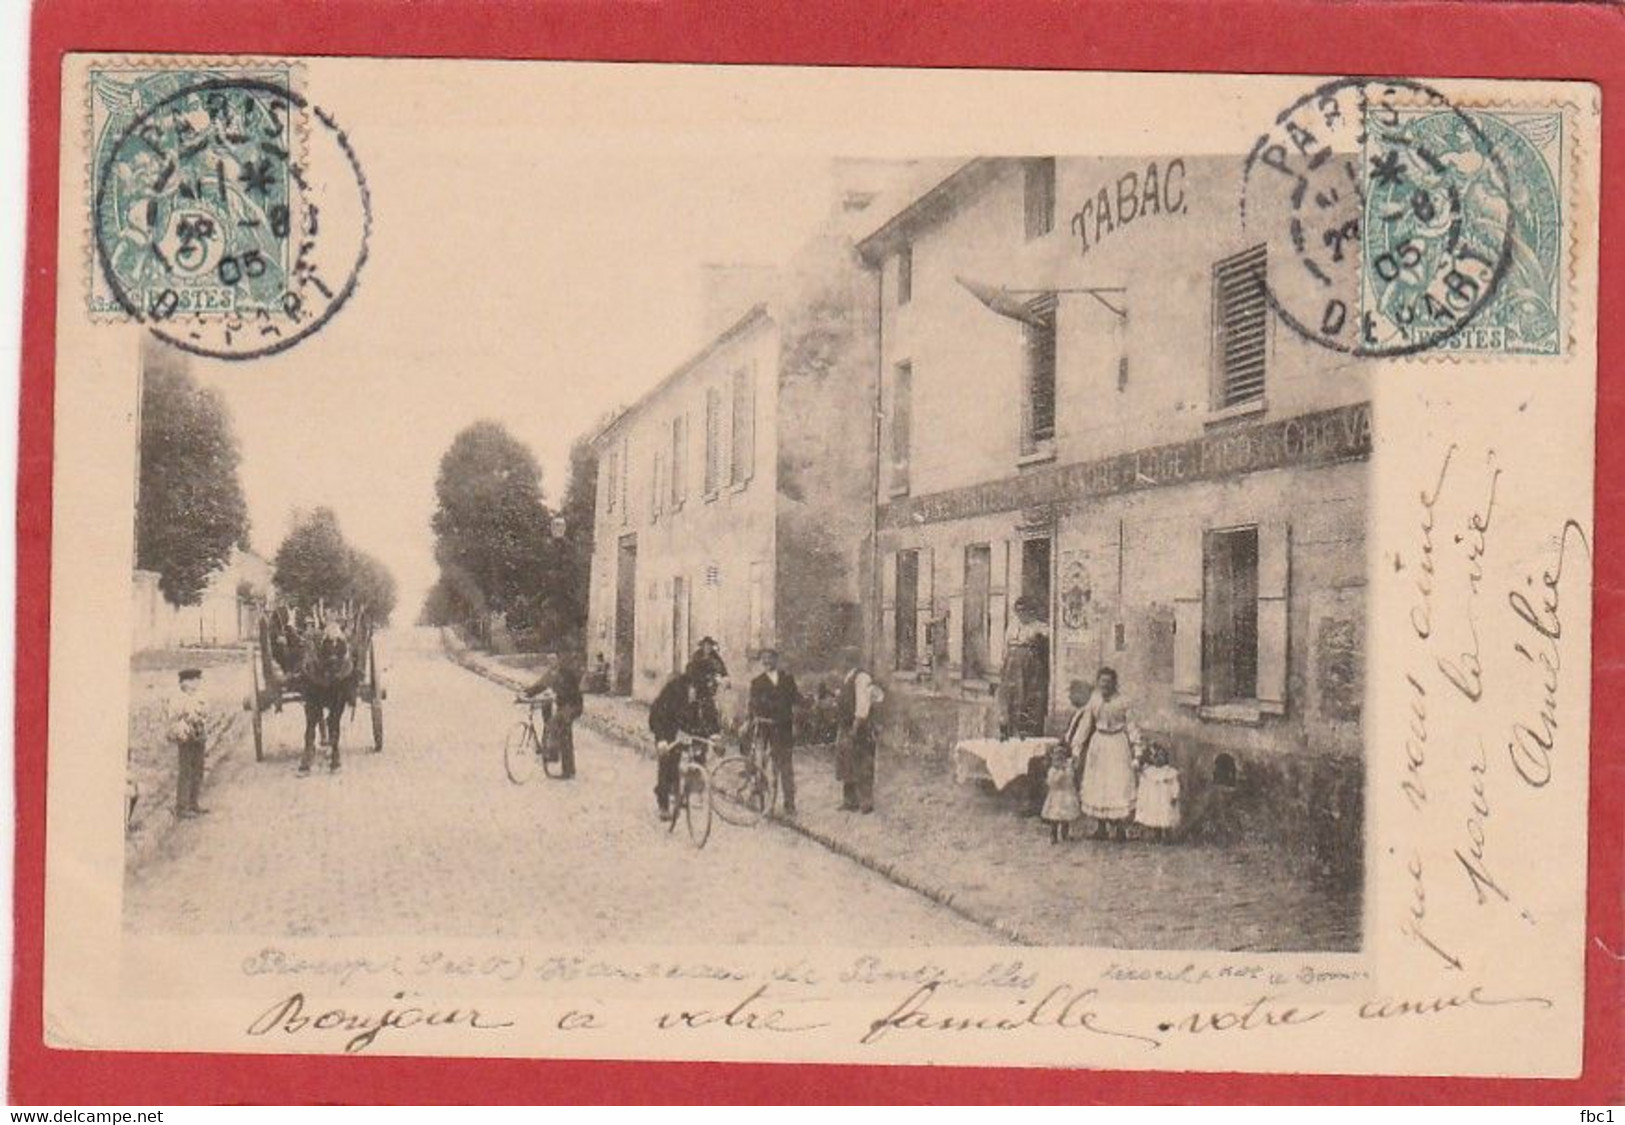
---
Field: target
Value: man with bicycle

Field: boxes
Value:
[649,665,719,818]
[747,647,799,816]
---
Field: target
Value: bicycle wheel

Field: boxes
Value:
[684,766,713,848]
[709,755,766,828]
[503,721,538,785]
[540,721,567,780]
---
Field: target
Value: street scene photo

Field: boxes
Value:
[123,146,1367,953]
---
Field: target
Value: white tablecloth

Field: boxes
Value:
[953,737,1058,791]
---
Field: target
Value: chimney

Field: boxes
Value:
[698,262,776,340]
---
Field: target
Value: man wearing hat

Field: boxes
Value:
[168,667,210,819]
[747,647,799,815]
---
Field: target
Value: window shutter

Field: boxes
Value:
[1173,526,1203,703]
[1257,520,1291,712]
[731,366,755,486]
[880,552,897,671]
[946,547,964,670]
[916,546,935,669]
[988,540,1010,673]
[1215,244,1268,408]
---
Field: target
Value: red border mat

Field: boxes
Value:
[12,0,1624,1104]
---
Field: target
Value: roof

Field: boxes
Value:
[589,302,774,448]
[855,157,1014,265]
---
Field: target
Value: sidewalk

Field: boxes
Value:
[444,633,1360,951]
[126,646,248,874]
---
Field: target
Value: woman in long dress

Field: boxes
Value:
[1074,666,1141,841]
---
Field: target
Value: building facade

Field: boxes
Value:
[585,219,881,715]
[858,156,1369,866]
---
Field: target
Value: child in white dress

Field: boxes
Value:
[1040,744,1081,843]
[1134,742,1181,842]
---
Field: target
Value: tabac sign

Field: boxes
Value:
[882,401,1371,530]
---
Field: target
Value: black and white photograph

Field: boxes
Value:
[40,58,1597,1074]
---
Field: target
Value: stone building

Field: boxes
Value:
[585,166,906,712]
[856,156,1369,866]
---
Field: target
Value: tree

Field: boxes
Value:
[553,434,598,640]
[272,507,397,624]
[429,421,558,640]
[349,550,398,626]
[135,343,250,605]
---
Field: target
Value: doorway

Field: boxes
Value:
[614,534,638,695]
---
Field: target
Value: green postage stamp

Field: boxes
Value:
[1362,106,1565,357]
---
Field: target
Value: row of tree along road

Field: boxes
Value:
[136,341,596,654]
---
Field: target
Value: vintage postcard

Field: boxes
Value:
[32,53,1601,1081]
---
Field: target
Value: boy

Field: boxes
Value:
[168,667,210,819]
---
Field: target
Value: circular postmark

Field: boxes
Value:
[1241,78,1516,358]
[93,77,370,361]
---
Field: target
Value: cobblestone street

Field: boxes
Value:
[123,628,990,944]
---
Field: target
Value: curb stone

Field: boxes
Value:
[439,629,1033,946]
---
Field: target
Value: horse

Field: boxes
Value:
[296,625,357,774]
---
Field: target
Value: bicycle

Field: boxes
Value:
[710,717,779,828]
[662,732,715,847]
[503,694,568,784]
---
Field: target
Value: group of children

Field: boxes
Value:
[1039,667,1181,845]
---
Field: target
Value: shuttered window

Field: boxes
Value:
[730,366,755,487]
[704,387,722,496]
[1022,300,1058,450]
[669,414,687,506]
[897,245,913,306]
[619,439,629,523]
[1214,244,1268,408]
[891,360,912,493]
[1203,526,1259,704]
[604,448,618,515]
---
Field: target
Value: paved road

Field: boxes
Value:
[124,627,989,944]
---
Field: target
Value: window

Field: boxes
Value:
[1021,299,1058,451]
[895,550,920,671]
[604,448,618,514]
[890,360,912,493]
[669,414,687,506]
[704,386,722,496]
[897,244,913,306]
[650,452,664,521]
[730,366,755,486]
[1020,537,1052,622]
[1214,244,1268,408]
[963,544,992,679]
[1024,158,1056,240]
[618,439,629,524]
[1203,526,1259,704]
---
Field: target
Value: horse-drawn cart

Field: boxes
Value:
[243,606,386,761]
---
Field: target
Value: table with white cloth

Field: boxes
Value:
[952,737,1058,791]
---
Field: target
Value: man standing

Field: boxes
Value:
[168,667,210,819]
[649,667,717,816]
[836,653,883,813]
[747,648,799,815]
[524,656,583,779]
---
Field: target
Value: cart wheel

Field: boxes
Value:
[370,698,384,752]
[249,656,265,762]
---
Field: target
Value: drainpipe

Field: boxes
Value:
[866,259,884,675]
